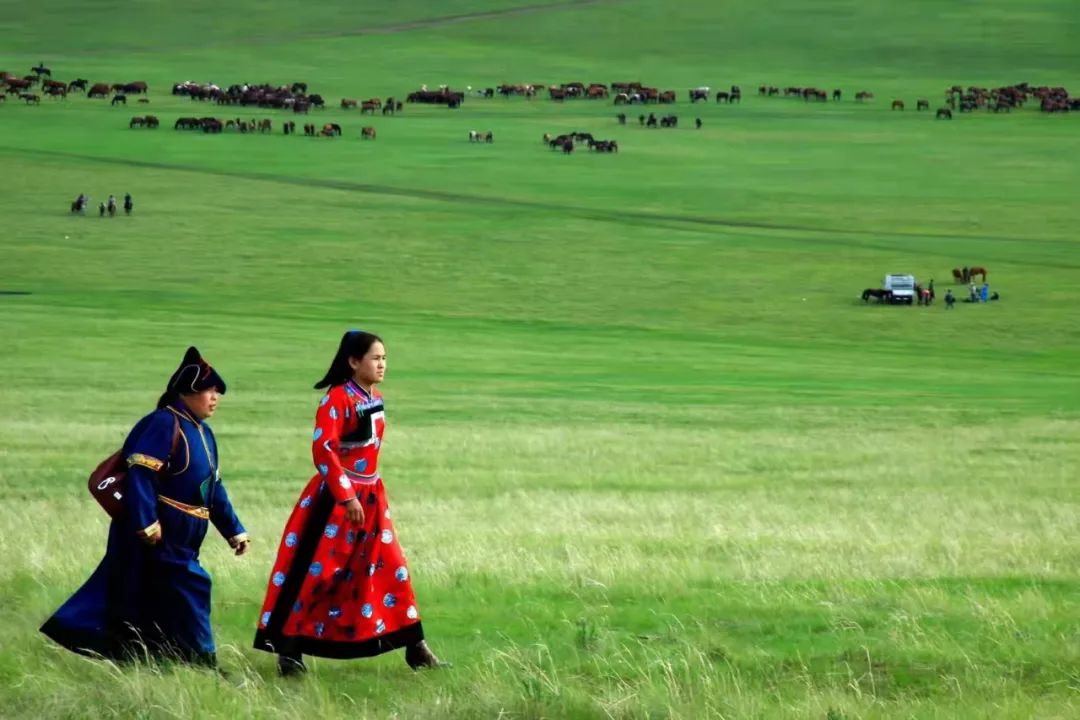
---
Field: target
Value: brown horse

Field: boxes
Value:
[862,288,892,303]
[340,98,358,109]
[360,126,376,140]
[891,100,904,110]
[968,266,987,282]
[952,268,964,283]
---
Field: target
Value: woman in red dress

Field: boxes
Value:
[253,330,444,675]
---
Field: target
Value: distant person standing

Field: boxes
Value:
[944,289,955,309]
[124,193,133,215]
[927,279,935,301]
[969,283,978,302]
[981,282,989,303]
[98,202,106,217]
[107,195,117,217]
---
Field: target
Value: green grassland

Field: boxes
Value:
[1,1,1079,718]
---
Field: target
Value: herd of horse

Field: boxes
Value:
[6,63,1077,122]
[542,132,618,154]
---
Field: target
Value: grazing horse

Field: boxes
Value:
[360,126,376,140]
[936,108,952,120]
[952,268,964,283]
[891,100,904,110]
[855,91,874,102]
[861,288,893,303]
[111,94,127,105]
[31,64,50,77]
[340,98,358,109]
[21,93,40,104]
[360,100,378,114]
[967,266,987,282]
[616,112,626,125]
[468,130,480,142]
[832,89,842,101]
[484,131,493,143]
[68,78,88,92]
[916,99,929,111]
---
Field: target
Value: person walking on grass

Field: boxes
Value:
[944,289,955,309]
[253,330,445,676]
[41,347,249,667]
[124,193,133,215]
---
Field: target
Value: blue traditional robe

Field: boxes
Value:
[41,401,246,665]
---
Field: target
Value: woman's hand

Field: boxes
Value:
[233,539,250,556]
[344,497,365,525]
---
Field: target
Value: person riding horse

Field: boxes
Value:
[124,193,133,215]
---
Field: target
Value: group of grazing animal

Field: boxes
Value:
[341,97,403,114]
[468,130,494,143]
[951,266,988,283]
[541,132,617,154]
[638,112,678,128]
[128,115,160,128]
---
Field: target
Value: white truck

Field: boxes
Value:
[884,274,916,304]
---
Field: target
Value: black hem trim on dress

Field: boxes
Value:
[40,619,216,666]
[254,620,424,659]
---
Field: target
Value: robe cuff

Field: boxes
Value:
[136,521,162,542]
[127,453,164,471]
[228,532,249,548]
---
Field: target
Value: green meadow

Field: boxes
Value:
[1,1,1079,717]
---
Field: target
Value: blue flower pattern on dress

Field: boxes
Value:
[381,529,393,544]
[272,572,286,587]
[324,524,339,539]
[309,562,323,576]
[318,464,329,476]
[353,459,368,473]
[300,495,312,508]
[361,603,373,618]
[328,606,342,619]
[346,530,356,544]
[261,611,271,627]
[395,566,409,582]
[285,532,298,548]
[319,394,330,407]
[375,619,386,635]
[314,622,325,637]
[313,427,323,442]
[329,407,338,421]
[293,601,303,613]
[383,593,396,608]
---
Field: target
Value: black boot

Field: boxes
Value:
[278,652,307,677]
[405,641,449,670]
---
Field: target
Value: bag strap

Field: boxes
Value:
[162,415,182,475]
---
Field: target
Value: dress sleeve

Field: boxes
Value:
[122,411,174,541]
[312,388,356,504]
[204,426,247,545]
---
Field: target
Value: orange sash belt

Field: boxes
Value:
[158,495,210,520]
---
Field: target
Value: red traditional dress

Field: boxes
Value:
[253,380,423,658]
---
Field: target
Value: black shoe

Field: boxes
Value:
[278,653,307,677]
[405,641,450,670]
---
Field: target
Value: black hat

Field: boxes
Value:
[165,346,226,396]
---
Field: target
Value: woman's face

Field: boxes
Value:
[181,388,220,420]
[348,341,387,387]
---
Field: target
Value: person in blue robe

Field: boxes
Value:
[41,347,249,667]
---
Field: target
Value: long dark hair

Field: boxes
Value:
[314,330,383,389]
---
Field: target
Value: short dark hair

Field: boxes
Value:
[314,330,384,389]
